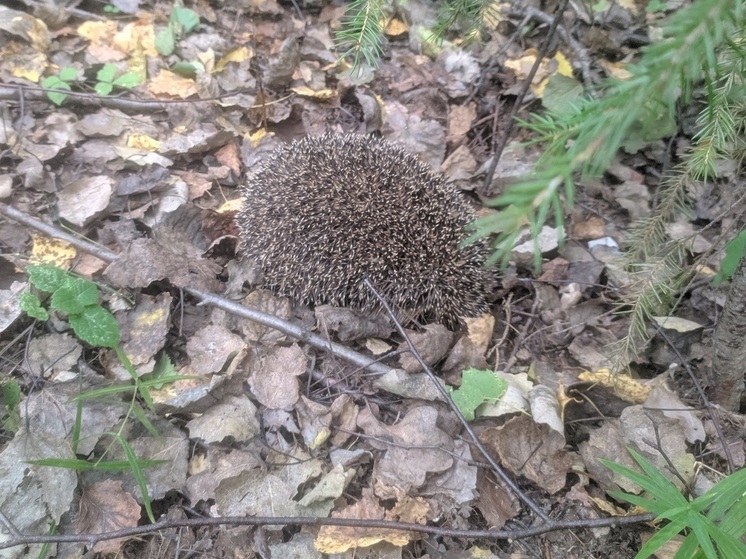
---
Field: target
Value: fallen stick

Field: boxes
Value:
[0,202,392,375]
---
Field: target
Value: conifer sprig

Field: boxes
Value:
[335,0,387,76]
[473,0,744,266]
[431,0,500,44]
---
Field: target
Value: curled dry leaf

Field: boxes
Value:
[315,305,393,342]
[480,414,572,495]
[248,344,307,409]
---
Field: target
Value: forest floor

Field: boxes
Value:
[0,0,744,558]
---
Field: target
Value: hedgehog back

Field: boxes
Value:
[238,133,491,326]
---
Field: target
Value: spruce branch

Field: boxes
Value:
[610,244,692,362]
[623,167,693,265]
[479,0,743,265]
[432,0,501,44]
[335,0,387,76]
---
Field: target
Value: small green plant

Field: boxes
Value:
[155,5,200,56]
[94,63,142,96]
[41,63,142,106]
[20,264,187,522]
[41,67,78,106]
[21,265,120,347]
[602,449,746,559]
[713,229,746,285]
[1,378,21,433]
[448,368,508,421]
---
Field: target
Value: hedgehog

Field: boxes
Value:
[237,133,493,327]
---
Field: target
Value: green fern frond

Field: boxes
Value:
[335,0,387,77]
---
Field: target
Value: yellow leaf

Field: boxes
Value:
[128,134,161,151]
[77,21,119,45]
[384,17,408,38]
[598,59,633,80]
[506,49,575,98]
[578,368,652,404]
[114,21,157,57]
[554,51,573,77]
[147,69,198,99]
[216,46,253,72]
[290,86,337,100]
[30,234,76,268]
[247,128,268,148]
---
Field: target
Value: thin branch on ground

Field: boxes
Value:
[0,202,392,375]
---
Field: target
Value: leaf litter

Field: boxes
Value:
[0,0,743,557]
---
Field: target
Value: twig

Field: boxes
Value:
[363,279,552,523]
[656,328,735,473]
[482,0,572,192]
[0,202,392,376]
[0,510,656,551]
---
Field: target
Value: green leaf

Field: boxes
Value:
[542,74,584,115]
[96,63,117,84]
[171,6,199,33]
[713,229,746,285]
[1,379,22,433]
[2,379,21,412]
[58,67,78,82]
[169,61,199,78]
[95,81,114,96]
[41,76,71,106]
[141,354,178,389]
[69,305,120,348]
[448,369,508,421]
[51,278,100,315]
[19,292,49,321]
[646,0,667,13]
[113,434,156,522]
[155,27,175,56]
[27,264,69,292]
[112,71,141,88]
[49,85,70,107]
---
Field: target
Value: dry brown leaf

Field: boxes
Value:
[119,292,172,367]
[76,480,140,554]
[398,324,454,372]
[187,323,246,375]
[148,69,198,98]
[357,406,453,489]
[481,414,571,494]
[248,344,307,409]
